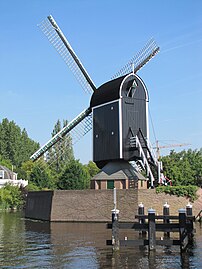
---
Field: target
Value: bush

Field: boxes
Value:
[156,185,198,202]
[0,184,24,210]
[25,182,40,191]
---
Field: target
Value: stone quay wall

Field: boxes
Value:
[25,189,202,222]
[25,190,53,221]
[138,189,202,216]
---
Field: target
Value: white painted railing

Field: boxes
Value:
[131,135,155,187]
[0,179,28,188]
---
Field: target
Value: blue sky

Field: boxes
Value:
[0,0,202,164]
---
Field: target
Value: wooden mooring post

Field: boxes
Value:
[111,187,120,251]
[107,204,195,252]
[111,208,120,251]
[178,208,188,251]
[148,208,156,251]
[163,202,170,238]
[138,202,146,236]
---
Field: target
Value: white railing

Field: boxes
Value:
[132,135,155,187]
[146,138,158,165]
[0,179,28,188]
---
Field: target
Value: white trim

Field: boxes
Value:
[135,74,149,140]
[146,97,149,141]
[92,108,94,161]
[119,73,149,140]
[135,74,149,102]
[119,73,136,97]
[119,72,149,101]
[92,99,119,110]
[119,99,123,158]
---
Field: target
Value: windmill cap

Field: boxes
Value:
[90,73,148,108]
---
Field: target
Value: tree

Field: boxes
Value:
[17,128,39,166]
[161,149,202,186]
[47,119,74,173]
[29,160,56,190]
[18,160,34,181]
[57,159,90,190]
[0,118,39,168]
[84,161,100,178]
[0,118,18,162]
[0,155,12,170]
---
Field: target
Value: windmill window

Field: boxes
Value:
[126,80,137,98]
[127,86,137,98]
[111,106,114,110]
[111,131,114,135]
[95,134,99,138]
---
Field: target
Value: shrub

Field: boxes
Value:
[156,185,198,202]
[0,184,24,210]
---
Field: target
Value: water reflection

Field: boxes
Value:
[0,212,202,268]
[0,212,27,267]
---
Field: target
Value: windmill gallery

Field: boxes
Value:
[25,15,181,222]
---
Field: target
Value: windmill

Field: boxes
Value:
[30,15,160,187]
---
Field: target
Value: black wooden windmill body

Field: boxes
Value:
[31,15,160,187]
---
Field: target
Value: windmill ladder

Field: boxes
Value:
[134,135,155,187]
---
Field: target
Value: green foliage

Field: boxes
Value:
[156,185,198,202]
[0,155,12,170]
[0,184,24,210]
[0,118,39,167]
[25,182,40,191]
[18,160,34,181]
[29,160,56,190]
[47,119,74,174]
[161,149,202,186]
[0,118,95,192]
[84,161,100,178]
[57,159,90,190]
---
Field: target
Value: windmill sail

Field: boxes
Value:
[30,108,92,161]
[38,15,96,94]
[112,38,159,79]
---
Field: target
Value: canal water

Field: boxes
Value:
[0,212,202,268]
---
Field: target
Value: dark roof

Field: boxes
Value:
[90,75,125,107]
[91,160,146,181]
[90,73,148,108]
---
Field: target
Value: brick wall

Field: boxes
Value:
[25,188,202,222]
[50,189,138,222]
[138,189,202,216]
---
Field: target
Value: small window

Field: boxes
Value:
[0,170,4,179]
[126,80,137,98]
